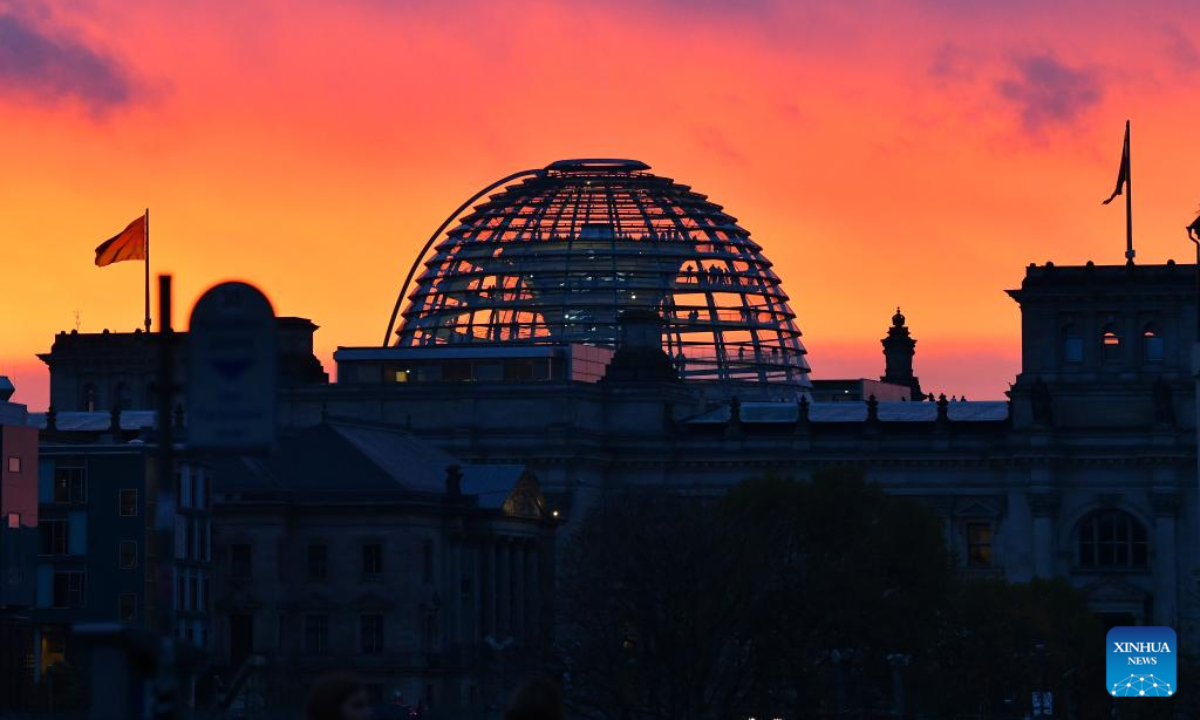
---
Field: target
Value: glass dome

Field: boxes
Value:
[390,159,810,387]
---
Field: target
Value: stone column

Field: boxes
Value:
[1028,493,1058,579]
[525,542,538,643]
[447,535,463,650]
[483,540,496,636]
[497,538,510,637]
[1153,492,1181,627]
[469,544,481,642]
[512,541,526,641]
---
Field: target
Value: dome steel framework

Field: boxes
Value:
[387,159,810,387]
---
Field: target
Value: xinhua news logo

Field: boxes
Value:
[1107,626,1176,697]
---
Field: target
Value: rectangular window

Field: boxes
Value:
[119,489,138,516]
[230,543,252,578]
[39,520,69,555]
[119,540,138,569]
[180,471,192,509]
[52,571,87,608]
[53,466,87,504]
[966,522,994,568]
[362,543,383,578]
[1064,337,1083,364]
[361,614,384,654]
[7,456,20,473]
[199,521,209,561]
[119,593,137,621]
[304,614,329,654]
[307,544,328,580]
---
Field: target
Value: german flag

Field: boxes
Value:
[95,214,146,267]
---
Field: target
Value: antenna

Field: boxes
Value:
[73,309,82,332]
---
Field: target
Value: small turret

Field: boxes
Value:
[881,307,923,401]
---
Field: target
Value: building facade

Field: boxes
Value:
[208,420,557,716]
[268,259,1197,641]
[22,412,213,711]
[39,317,328,412]
[0,377,38,711]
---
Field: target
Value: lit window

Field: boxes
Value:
[1079,510,1147,568]
[7,456,20,473]
[1142,326,1163,363]
[1101,327,1121,364]
[966,522,993,567]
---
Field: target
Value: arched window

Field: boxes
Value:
[115,383,131,411]
[1101,325,1122,364]
[1078,510,1148,568]
[82,383,97,412]
[1142,324,1163,364]
[1062,324,1083,364]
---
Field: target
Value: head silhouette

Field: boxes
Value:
[503,678,563,720]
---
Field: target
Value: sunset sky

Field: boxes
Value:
[3,0,1200,408]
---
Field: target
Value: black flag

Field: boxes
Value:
[1102,121,1130,205]
[1188,213,1200,241]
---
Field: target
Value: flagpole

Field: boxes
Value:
[144,208,151,332]
[1125,120,1134,262]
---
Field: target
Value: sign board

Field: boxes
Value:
[187,281,277,450]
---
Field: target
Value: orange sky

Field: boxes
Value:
[2,0,1200,408]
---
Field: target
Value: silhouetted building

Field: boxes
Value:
[809,378,913,403]
[24,412,211,708]
[16,159,1200,712]
[0,377,38,712]
[39,317,327,412]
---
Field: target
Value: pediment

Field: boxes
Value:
[352,591,395,612]
[1081,577,1150,602]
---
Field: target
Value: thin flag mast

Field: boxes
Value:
[144,208,151,332]
[1125,123,1134,262]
